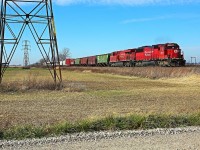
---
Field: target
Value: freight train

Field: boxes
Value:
[63,43,186,67]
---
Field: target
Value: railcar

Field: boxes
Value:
[74,58,81,66]
[97,54,110,66]
[65,58,75,66]
[59,60,65,66]
[88,56,96,66]
[80,57,88,66]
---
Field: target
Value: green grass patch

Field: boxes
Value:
[1,114,200,140]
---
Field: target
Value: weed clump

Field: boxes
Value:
[1,114,200,140]
[0,80,61,92]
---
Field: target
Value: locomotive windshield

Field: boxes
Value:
[166,44,179,49]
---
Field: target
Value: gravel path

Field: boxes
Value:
[1,126,200,150]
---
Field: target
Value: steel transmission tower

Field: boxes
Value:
[0,0,62,85]
[22,40,30,68]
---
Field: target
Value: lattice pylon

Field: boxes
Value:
[22,40,30,67]
[0,0,62,85]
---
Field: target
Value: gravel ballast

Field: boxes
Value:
[1,126,200,149]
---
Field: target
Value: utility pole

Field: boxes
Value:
[0,0,62,86]
[22,40,31,69]
[191,57,197,65]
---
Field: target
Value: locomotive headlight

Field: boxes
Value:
[174,50,178,53]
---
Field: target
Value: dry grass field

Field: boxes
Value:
[0,67,200,130]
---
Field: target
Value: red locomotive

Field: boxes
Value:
[110,43,185,67]
[65,43,185,67]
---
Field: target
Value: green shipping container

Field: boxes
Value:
[75,58,80,65]
[97,54,110,64]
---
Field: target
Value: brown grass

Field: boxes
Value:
[65,66,200,79]
[0,68,62,91]
[0,67,200,129]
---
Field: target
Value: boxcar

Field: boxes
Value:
[70,59,75,65]
[88,56,96,66]
[80,57,88,66]
[97,54,110,66]
[59,60,65,66]
[66,58,75,66]
[66,59,71,66]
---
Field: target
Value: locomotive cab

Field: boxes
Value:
[152,43,185,66]
[165,43,181,59]
[165,43,185,66]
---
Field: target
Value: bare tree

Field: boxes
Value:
[59,48,70,61]
[38,56,49,66]
[39,58,46,65]
[37,48,70,65]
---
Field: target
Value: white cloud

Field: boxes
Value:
[122,16,168,24]
[121,13,200,24]
[53,0,200,6]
